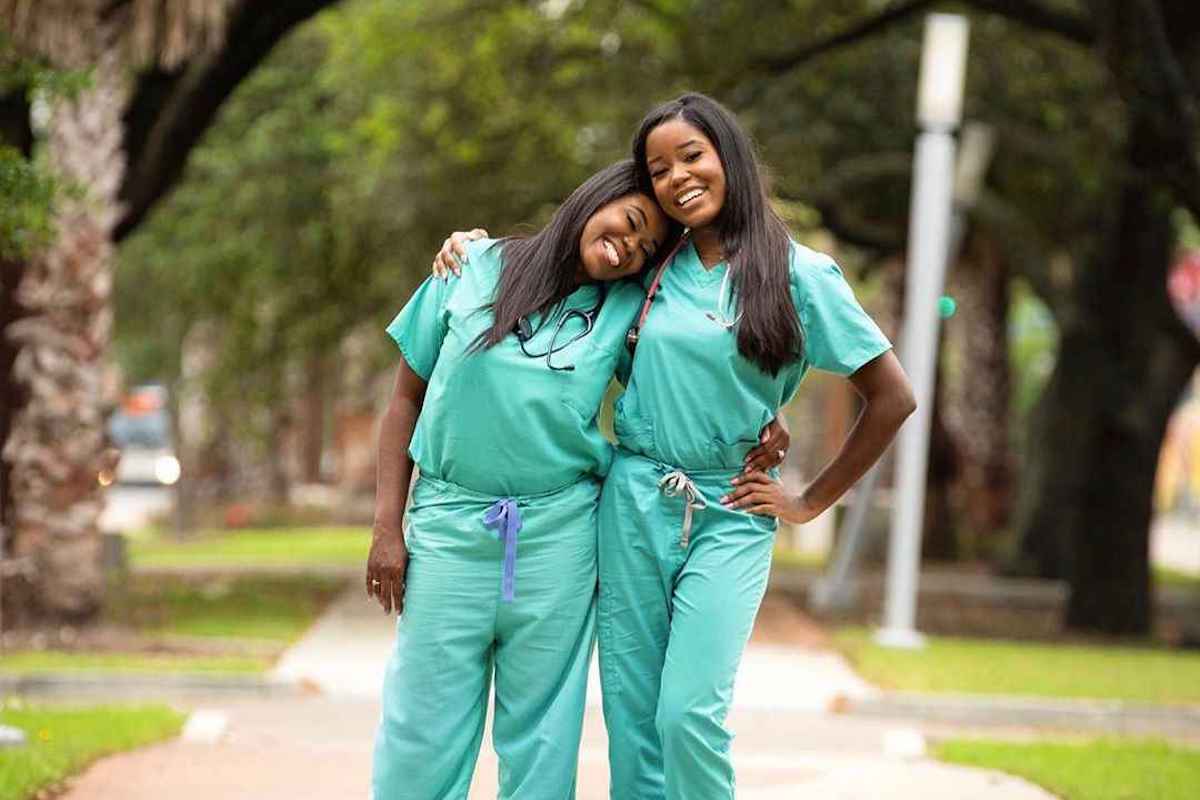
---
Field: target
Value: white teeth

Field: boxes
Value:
[603,238,620,266]
[676,188,704,207]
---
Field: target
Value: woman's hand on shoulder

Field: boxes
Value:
[432,228,489,280]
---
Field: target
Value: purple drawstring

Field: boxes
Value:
[483,498,521,603]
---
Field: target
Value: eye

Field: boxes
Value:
[684,151,701,162]
[649,168,667,179]
[626,212,637,231]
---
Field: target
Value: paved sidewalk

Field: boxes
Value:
[58,584,1060,799]
[271,589,880,713]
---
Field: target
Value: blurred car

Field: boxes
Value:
[101,384,181,487]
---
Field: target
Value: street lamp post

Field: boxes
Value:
[876,13,970,650]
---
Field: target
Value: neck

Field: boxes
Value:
[691,226,724,269]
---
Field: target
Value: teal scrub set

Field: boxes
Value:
[372,239,642,800]
[598,240,892,800]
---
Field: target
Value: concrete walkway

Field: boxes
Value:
[62,584,1059,799]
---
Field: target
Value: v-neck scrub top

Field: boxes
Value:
[613,238,892,470]
[597,238,893,800]
[387,238,644,496]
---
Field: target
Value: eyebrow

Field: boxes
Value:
[647,139,704,166]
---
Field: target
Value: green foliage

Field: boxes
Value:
[1009,277,1058,420]
[0,702,184,800]
[0,145,54,259]
[112,0,1128,480]
[935,738,1200,800]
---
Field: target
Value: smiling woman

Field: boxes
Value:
[366,160,685,800]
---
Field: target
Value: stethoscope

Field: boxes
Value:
[514,283,608,371]
[625,232,741,355]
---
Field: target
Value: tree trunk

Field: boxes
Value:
[301,354,325,483]
[1014,109,1200,634]
[3,43,129,622]
[922,348,961,561]
[945,232,1014,551]
[1,90,34,625]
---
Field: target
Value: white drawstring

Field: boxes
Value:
[658,471,708,548]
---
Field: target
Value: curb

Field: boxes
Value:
[0,671,310,700]
[845,691,1200,736]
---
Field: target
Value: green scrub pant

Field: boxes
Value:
[372,474,600,800]
[597,449,776,800]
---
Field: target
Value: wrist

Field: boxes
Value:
[789,490,821,522]
[372,517,403,539]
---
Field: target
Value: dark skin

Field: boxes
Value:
[366,360,426,614]
[721,350,915,523]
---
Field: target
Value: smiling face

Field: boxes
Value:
[644,118,727,231]
[577,193,670,282]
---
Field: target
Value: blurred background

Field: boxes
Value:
[1,2,1198,799]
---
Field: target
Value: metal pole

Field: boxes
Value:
[877,13,969,649]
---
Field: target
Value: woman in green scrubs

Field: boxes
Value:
[433,93,915,800]
[366,160,675,800]
[595,93,914,800]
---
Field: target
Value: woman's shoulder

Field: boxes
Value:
[465,237,506,271]
[786,239,845,298]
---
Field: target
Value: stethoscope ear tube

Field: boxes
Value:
[626,232,689,355]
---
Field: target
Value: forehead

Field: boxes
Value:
[645,118,713,160]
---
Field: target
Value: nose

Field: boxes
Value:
[669,161,688,187]
[622,233,637,261]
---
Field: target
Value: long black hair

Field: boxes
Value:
[633,92,801,376]
[472,159,682,351]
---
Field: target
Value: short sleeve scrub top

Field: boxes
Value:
[372,238,643,800]
[597,239,893,800]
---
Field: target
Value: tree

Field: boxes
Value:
[0,0,343,624]
[758,0,1200,634]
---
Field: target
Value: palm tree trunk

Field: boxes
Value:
[3,44,129,621]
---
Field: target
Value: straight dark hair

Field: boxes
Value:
[471,159,681,351]
[633,92,801,375]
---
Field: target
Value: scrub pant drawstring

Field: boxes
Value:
[657,471,707,548]
[483,498,522,602]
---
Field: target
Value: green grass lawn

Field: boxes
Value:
[1156,566,1200,591]
[0,701,185,800]
[935,737,1200,800]
[833,628,1200,705]
[0,651,266,674]
[770,546,826,571]
[104,572,347,642]
[1,572,345,677]
[129,526,369,569]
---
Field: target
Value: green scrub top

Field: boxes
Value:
[387,238,643,496]
[614,239,892,471]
